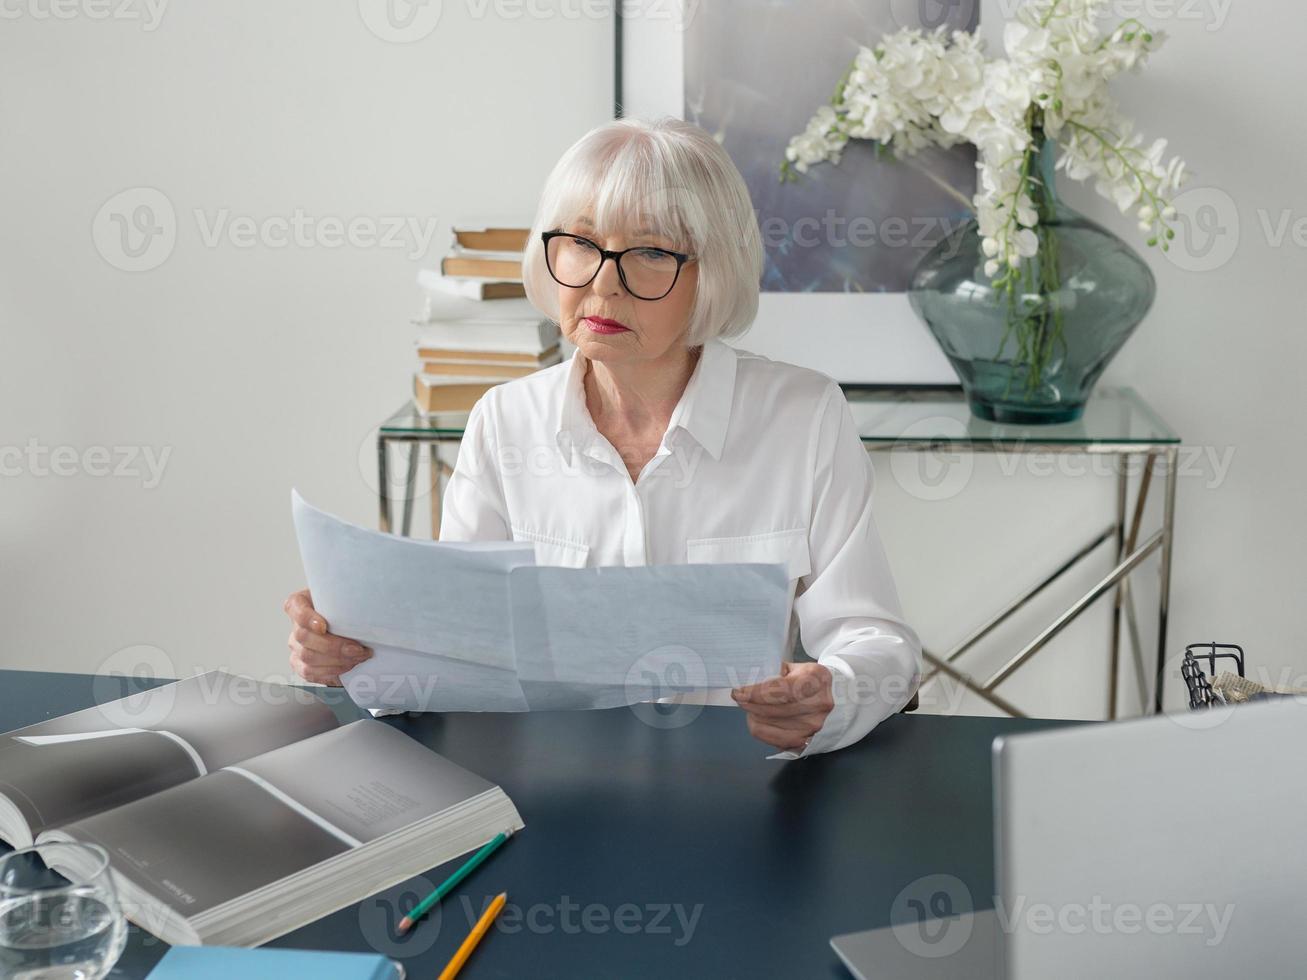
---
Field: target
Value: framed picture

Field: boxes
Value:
[617,0,983,383]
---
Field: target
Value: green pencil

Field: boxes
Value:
[397,830,512,934]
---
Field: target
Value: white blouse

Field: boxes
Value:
[438,336,923,759]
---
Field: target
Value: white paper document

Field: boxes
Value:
[291,490,790,713]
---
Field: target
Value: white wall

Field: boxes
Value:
[3,3,1303,720]
[0,0,612,685]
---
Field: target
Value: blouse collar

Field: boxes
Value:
[556,336,738,465]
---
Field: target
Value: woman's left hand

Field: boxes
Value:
[731,661,835,753]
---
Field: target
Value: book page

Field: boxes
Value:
[235,720,497,842]
[64,770,351,917]
[0,672,338,841]
[52,720,519,919]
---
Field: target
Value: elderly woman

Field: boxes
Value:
[285,116,922,758]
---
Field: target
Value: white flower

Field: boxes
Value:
[783,0,1188,275]
[1003,22,1053,62]
[1113,180,1140,213]
[783,104,849,173]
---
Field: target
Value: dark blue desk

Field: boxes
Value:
[0,670,1075,979]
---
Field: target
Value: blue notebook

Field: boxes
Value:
[147,946,404,979]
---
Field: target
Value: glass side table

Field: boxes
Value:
[375,404,467,540]
[376,383,1180,718]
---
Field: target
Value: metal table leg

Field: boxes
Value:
[400,441,419,538]
[378,431,452,540]
[921,649,1026,716]
[908,442,1176,720]
[981,527,1164,690]
[429,441,443,539]
[1108,454,1128,719]
[1110,451,1157,716]
[921,525,1116,687]
[1154,446,1179,713]
[377,436,392,534]
[1121,576,1149,712]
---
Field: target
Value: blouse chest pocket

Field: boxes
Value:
[685,526,812,582]
[510,525,591,568]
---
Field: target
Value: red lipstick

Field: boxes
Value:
[584,316,630,334]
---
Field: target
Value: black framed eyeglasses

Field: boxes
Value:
[541,230,695,301]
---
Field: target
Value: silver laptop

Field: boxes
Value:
[832,698,1307,979]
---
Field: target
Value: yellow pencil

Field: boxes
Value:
[437,891,506,980]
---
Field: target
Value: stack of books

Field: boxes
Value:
[413,224,564,414]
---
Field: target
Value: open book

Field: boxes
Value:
[0,672,524,947]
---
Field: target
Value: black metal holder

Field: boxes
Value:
[1180,642,1245,709]
[1177,642,1302,711]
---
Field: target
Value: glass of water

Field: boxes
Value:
[0,842,127,980]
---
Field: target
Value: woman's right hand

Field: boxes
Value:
[284,588,373,686]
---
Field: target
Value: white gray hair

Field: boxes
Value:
[522,115,763,346]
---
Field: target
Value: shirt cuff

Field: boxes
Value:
[765,661,857,761]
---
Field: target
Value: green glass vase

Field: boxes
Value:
[908,133,1156,424]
